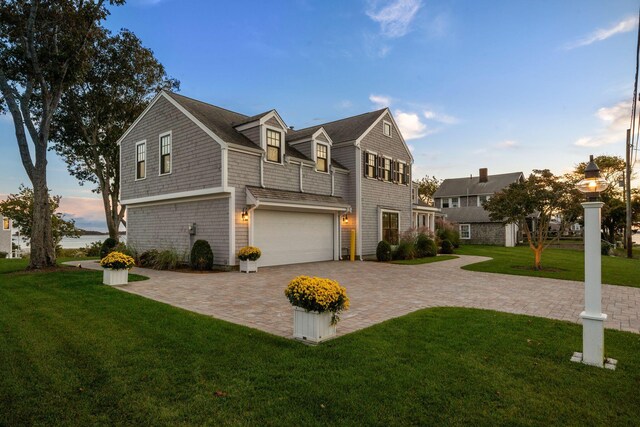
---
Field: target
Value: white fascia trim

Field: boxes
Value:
[234,121,260,132]
[158,130,172,176]
[260,110,288,132]
[122,187,230,206]
[312,127,333,145]
[355,109,414,163]
[228,187,236,265]
[256,201,348,212]
[355,146,362,258]
[228,143,263,156]
[116,92,164,146]
[412,206,441,213]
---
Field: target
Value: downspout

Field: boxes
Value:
[299,162,304,192]
[331,167,335,196]
[260,153,265,188]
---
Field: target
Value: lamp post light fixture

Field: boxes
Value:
[572,155,615,369]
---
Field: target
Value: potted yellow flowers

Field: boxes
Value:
[238,246,261,273]
[284,275,350,343]
[100,251,135,285]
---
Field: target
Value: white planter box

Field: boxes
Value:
[293,306,336,343]
[239,259,258,273]
[103,268,129,286]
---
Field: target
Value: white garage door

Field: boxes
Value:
[254,210,334,266]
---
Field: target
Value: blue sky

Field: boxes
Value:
[1,0,639,230]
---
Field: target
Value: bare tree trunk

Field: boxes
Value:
[29,165,56,269]
[533,246,542,271]
[100,189,119,241]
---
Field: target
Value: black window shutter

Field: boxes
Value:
[364,152,369,177]
[377,156,383,180]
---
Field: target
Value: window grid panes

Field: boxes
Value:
[451,197,459,208]
[382,212,399,245]
[136,143,146,179]
[397,162,406,184]
[160,134,171,175]
[460,224,471,239]
[366,153,377,178]
[383,122,392,136]
[383,158,391,181]
[266,129,281,162]
[316,144,328,172]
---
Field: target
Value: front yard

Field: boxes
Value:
[456,245,640,288]
[1,261,640,425]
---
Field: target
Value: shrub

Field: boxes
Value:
[284,275,350,324]
[601,241,613,256]
[155,249,183,270]
[85,241,102,257]
[139,249,159,268]
[100,237,118,259]
[0,251,7,259]
[190,240,214,271]
[114,242,138,263]
[416,233,437,257]
[440,239,454,254]
[376,240,392,262]
[100,251,135,270]
[393,239,416,260]
[237,246,261,261]
[436,218,460,248]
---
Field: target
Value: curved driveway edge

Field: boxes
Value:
[67,256,640,338]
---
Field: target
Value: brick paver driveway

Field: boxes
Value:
[73,256,640,338]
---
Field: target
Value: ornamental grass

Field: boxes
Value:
[238,246,261,261]
[100,251,135,270]
[284,275,350,323]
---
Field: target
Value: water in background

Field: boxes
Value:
[60,235,126,249]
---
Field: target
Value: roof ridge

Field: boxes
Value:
[293,108,387,133]
[443,171,523,181]
[165,91,250,119]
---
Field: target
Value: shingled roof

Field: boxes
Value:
[440,206,493,223]
[246,186,349,209]
[433,172,524,198]
[291,108,387,144]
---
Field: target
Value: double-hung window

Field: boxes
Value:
[451,197,459,208]
[136,142,146,180]
[365,152,377,178]
[160,133,172,175]
[397,162,407,185]
[478,195,490,206]
[459,224,471,239]
[266,129,282,163]
[382,211,399,245]
[383,121,392,137]
[382,158,392,182]
[316,144,328,172]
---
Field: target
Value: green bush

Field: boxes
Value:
[437,228,460,249]
[84,241,102,257]
[440,239,454,254]
[114,242,138,263]
[393,239,416,261]
[190,240,214,271]
[601,241,613,256]
[376,240,392,262]
[154,249,183,270]
[139,249,159,268]
[100,238,118,259]
[416,234,437,257]
[0,251,7,259]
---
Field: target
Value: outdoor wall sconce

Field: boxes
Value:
[241,208,249,221]
[188,223,197,235]
[342,213,349,224]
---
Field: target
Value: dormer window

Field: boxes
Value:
[266,129,282,163]
[316,143,328,172]
[383,121,392,137]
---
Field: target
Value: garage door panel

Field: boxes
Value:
[254,210,334,266]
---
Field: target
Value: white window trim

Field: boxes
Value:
[262,125,285,164]
[396,160,408,185]
[477,195,490,206]
[135,140,147,181]
[382,120,392,138]
[379,208,401,244]
[459,224,471,239]
[382,155,393,183]
[314,141,330,174]
[364,150,378,179]
[450,197,459,208]
[158,131,172,176]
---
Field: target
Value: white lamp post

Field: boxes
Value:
[573,155,612,368]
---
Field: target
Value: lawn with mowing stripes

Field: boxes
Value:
[1,263,639,425]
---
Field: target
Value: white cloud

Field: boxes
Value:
[336,100,353,109]
[564,16,637,49]
[394,109,428,140]
[366,0,422,38]
[423,110,458,124]
[495,140,519,149]
[369,94,392,109]
[574,101,630,147]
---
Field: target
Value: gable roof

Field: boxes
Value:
[441,206,493,223]
[164,92,258,149]
[433,172,524,198]
[292,108,387,144]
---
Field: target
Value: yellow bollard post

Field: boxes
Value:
[350,229,356,261]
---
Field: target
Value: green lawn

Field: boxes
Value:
[391,255,458,265]
[1,263,640,425]
[456,245,640,288]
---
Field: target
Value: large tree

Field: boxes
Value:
[51,28,178,240]
[0,185,79,247]
[484,169,582,270]
[416,175,442,205]
[0,0,123,268]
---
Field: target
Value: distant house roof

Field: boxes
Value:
[246,186,349,210]
[433,172,524,198]
[440,206,493,223]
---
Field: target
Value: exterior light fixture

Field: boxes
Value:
[241,208,249,222]
[342,213,349,224]
[572,154,615,369]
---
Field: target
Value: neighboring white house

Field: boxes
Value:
[0,215,14,258]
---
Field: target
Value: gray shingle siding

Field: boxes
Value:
[264,161,300,192]
[460,222,505,245]
[331,145,357,254]
[228,150,261,254]
[239,125,260,146]
[359,112,412,256]
[265,116,283,129]
[127,197,230,264]
[317,133,329,143]
[291,141,312,160]
[120,96,222,201]
[302,165,331,194]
